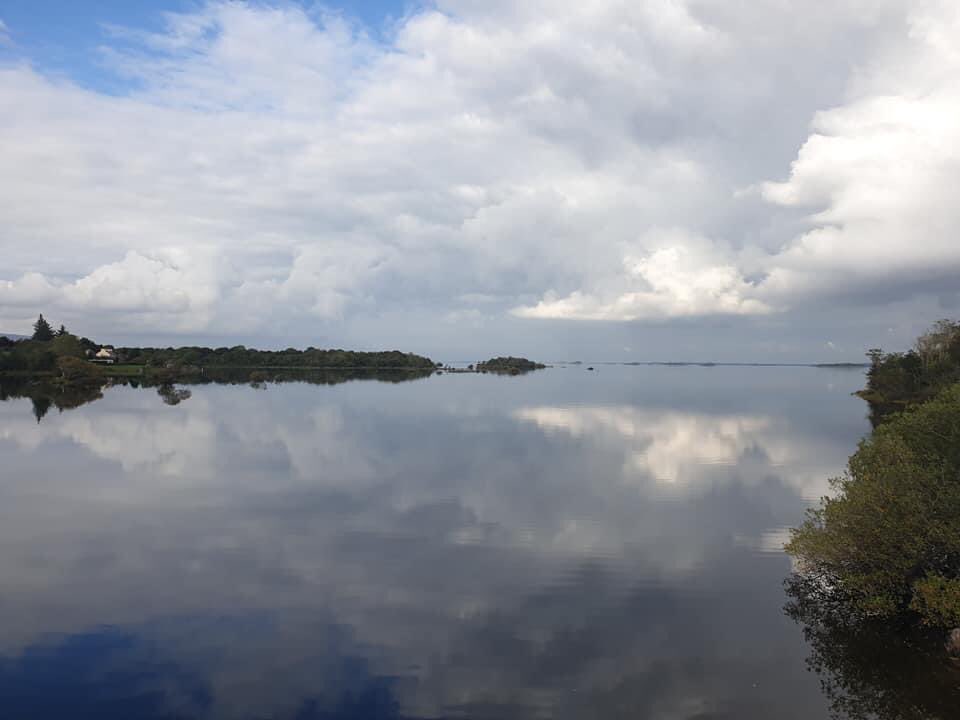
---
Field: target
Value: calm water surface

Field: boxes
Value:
[0,366,873,719]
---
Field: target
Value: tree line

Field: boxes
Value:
[1,313,437,376]
[859,319,960,424]
[0,315,99,374]
[117,345,436,370]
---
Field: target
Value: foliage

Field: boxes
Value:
[1,315,98,375]
[861,319,960,424]
[56,356,105,385]
[51,333,86,359]
[476,356,546,374]
[0,339,56,373]
[786,383,960,628]
[2,313,435,377]
[32,314,54,342]
[116,345,436,370]
[910,574,960,628]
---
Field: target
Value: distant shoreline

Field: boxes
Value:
[549,361,868,368]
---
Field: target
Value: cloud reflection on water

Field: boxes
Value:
[515,405,841,500]
[0,368,870,719]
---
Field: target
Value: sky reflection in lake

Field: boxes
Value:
[0,366,871,719]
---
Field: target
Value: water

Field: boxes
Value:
[0,365,876,718]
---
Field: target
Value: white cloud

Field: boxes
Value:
[0,272,60,307]
[515,404,840,500]
[0,0,956,346]
[759,0,960,301]
[513,229,771,320]
[65,249,220,312]
[1,250,225,332]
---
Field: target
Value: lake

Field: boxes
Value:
[0,365,876,718]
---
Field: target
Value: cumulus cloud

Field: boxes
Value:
[513,228,771,320]
[0,272,60,307]
[515,405,838,499]
[1,250,225,332]
[0,0,956,350]
[759,0,960,302]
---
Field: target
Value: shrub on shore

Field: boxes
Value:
[787,382,960,628]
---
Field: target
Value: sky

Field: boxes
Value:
[1,0,958,361]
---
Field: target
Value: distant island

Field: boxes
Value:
[619,361,867,368]
[434,357,547,375]
[475,357,547,374]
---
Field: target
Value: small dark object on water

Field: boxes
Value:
[587,367,595,371]
[947,628,960,658]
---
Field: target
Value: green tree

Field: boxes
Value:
[32,314,55,341]
[860,319,960,425]
[787,383,960,628]
[56,324,68,337]
[51,333,85,359]
[56,356,104,385]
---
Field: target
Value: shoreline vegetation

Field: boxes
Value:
[789,321,960,607]
[855,319,960,425]
[786,318,960,715]
[0,314,550,390]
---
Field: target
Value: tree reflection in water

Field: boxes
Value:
[785,574,960,720]
[1,368,434,423]
[0,380,105,423]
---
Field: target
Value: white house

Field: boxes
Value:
[91,347,116,365]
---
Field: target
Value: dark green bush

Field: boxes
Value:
[787,383,960,627]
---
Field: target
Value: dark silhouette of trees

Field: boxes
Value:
[32,314,54,342]
[476,357,546,374]
[861,319,960,424]
[115,345,436,370]
[31,395,52,424]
